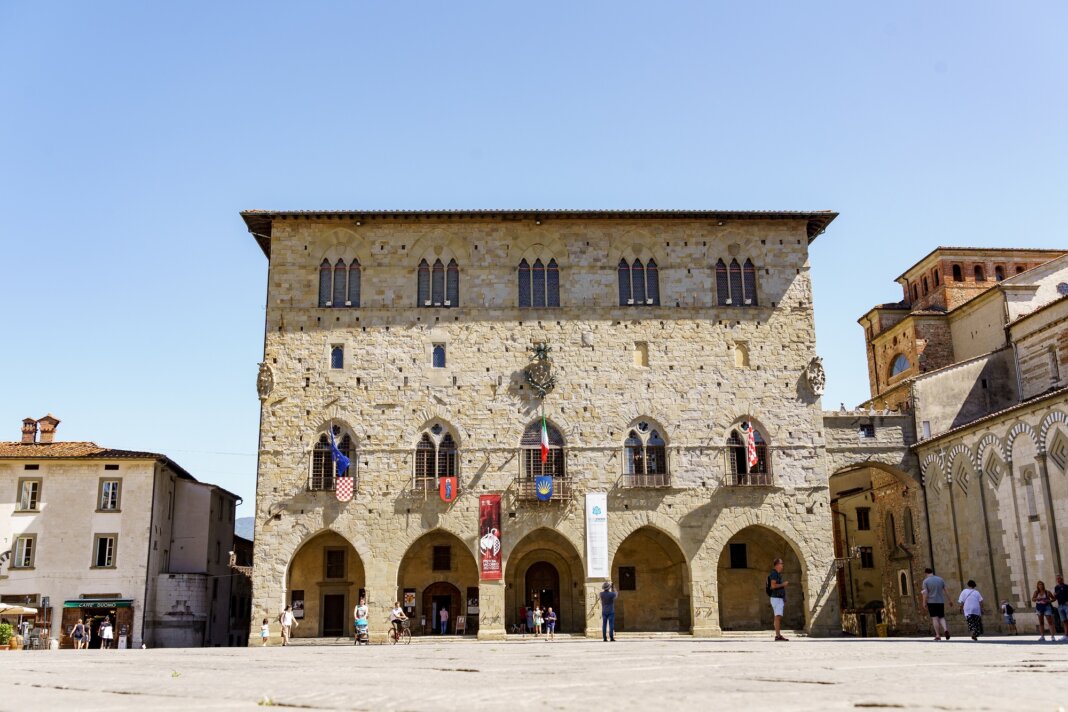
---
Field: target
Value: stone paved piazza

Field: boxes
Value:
[2,636,1066,711]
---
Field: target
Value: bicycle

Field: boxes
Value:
[387,619,412,644]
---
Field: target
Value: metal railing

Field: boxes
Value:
[515,477,572,503]
[723,471,773,487]
[620,472,671,488]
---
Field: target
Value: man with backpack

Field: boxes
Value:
[767,558,789,642]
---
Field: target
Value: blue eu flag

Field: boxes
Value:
[329,428,350,476]
[535,475,553,501]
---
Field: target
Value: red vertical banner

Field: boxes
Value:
[478,494,502,580]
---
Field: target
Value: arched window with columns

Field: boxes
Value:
[519,419,567,500]
[413,423,459,492]
[622,422,669,487]
[310,425,355,491]
[726,422,770,486]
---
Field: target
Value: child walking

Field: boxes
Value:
[260,618,270,646]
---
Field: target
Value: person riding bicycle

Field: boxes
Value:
[389,601,408,637]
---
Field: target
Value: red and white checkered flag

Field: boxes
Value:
[335,476,353,502]
[744,422,759,468]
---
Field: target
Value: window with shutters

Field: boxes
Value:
[12,535,36,568]
[17,478,40,511]
[98,478,122,511]
[309,425,356,491]
[432,545,452,571]
[856,508,871,531]
[92,534,117,568]
[324,549,346,579]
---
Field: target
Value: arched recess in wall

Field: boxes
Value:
[396,529,479,635]
[285,530,366,638]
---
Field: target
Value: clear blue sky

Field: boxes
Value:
[2,2,1065,516]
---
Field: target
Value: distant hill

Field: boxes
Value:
[235,517,255,541]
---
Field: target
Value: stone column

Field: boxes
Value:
[365,558,395,644]
[584,581,604,639]
[477,580,506,640]
[689,567,722,637]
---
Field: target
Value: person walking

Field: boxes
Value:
[533,606,543,637]
[72,619,86,650]
[958,580,984,640]
[353,597,368,644]
[279,605,296,646]
[1000,601,1017,635]
[260,618,270,646]
[1054,575,1068,641]
[518,605,528,635]
[921,568,953,640]
[1033,581,1055,641]
[526,605,535,636]
[100,619,114,649]
[545,607,557,641]
[600,581,617,642]
[439,605,449,635]
[767,558,789,642]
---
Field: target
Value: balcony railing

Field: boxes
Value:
[621,472,671,488]
[515,476,572,503]
[723,471,773,487]
[308,472,359,492]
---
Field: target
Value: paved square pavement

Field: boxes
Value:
[1,635,1066,711]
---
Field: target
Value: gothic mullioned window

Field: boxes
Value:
[622,422,669,487]
[518,258,560,308]
[726,423,770,485]
[413,424,458,491]
[317,258,361,307]
[310,426,355,491]
[716,258,758,306]
[617,258,660,306]
[419,258,459,307]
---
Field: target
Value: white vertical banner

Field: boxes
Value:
[585,492,609,578]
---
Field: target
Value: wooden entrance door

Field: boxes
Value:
[322,594,345,636]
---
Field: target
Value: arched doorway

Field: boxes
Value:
[422,581,462,635]
[525,561,561,616]
[286,530,365,638]
[717,525,804,631]
[610,527,690,632]
[397,530,478,635]
[506,528,583,633]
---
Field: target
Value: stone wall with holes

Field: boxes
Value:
[916,391,1068,636]
[248,214,851,642]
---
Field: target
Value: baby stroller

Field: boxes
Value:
[354,618,369,646]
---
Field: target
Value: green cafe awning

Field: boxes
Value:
[63,599,133,609]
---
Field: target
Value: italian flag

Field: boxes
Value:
[540,415,549,464]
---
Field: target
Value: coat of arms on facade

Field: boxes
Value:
[257,362,274,400]
[804,356,826,396]
[524,343,556,399]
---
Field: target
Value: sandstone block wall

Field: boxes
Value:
[249,214,845,642]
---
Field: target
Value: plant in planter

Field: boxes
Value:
[0,623,13,648]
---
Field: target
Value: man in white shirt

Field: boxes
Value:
[279,605,297,646]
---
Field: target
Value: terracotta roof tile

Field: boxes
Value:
[0,441,164,459]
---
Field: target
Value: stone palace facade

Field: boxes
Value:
[242,209,846,641]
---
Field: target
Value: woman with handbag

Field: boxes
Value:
[957,580,984,641]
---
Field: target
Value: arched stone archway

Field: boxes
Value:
[717,525,804,631]
[285,530,365,638]
[506,528,583,633]
[397,530,478,635]
[829,462,927,635]
[609,526,690,632]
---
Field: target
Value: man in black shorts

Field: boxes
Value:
[921,567,953,640]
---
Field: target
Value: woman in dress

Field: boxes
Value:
[72,619,86,650]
